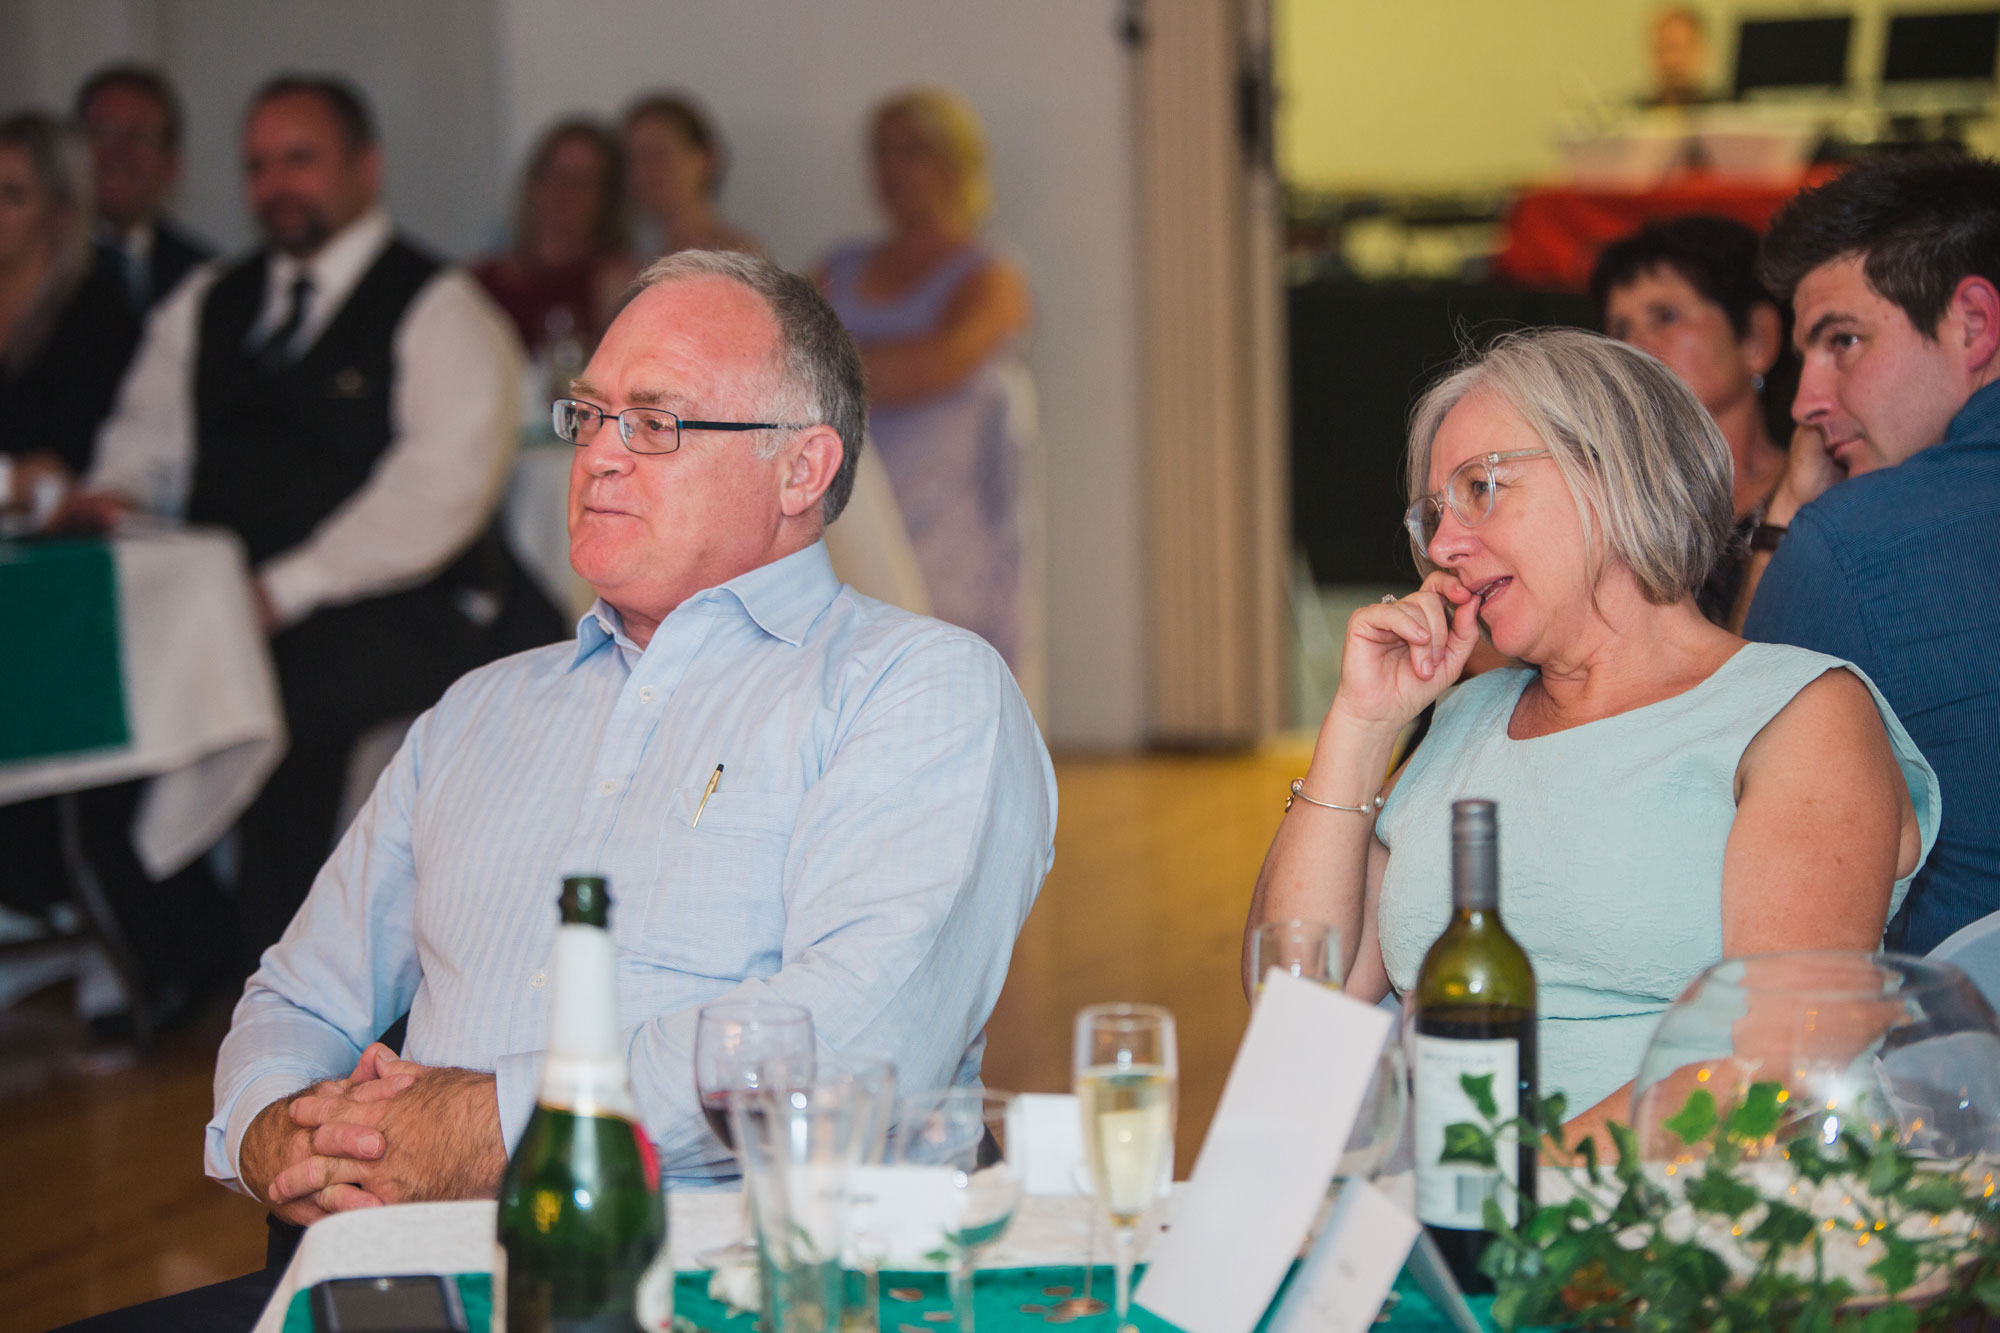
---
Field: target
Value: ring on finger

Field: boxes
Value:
[1380,593,1397,604]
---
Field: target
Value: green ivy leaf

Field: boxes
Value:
[1536,1091,1567,1132]
[1747,1200,1815,1248]
[1724,1082,1784,1142]
[1867,1235,1920,1295]
[1525,1204,1567,1245]
[1973,1271,2000,1311]
[1608,1120,1642,1186]
[1664,1088,1719,1145]
[1440,1120,1497,1167]
[1897,1176,1966,1214]
[1787,1132,1837,1183]
[1460,1071,1499,1120]
[1856,1303,1919,1333]
[1685,1164,1761,1219]
[1577,1132,1601,1184]
[1867,1142,1915,1197]
[1482,1194,1511,1239]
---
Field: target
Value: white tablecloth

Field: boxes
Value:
[250,1191,1147,1333]
[0,525,285,878]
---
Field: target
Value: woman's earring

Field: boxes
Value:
[1752,373,1766,394]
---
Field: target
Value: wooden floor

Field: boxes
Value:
[0,747,1303,1330]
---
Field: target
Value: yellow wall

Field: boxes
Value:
[1278,0,2000,192]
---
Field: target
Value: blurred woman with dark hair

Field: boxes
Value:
[621,92,760,258]
[0,110,141,508]
[1592,215,1796,627]
[472,118,637,359]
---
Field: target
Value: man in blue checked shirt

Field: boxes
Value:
[1741,152,2000,955]
[73,250,1056,1333]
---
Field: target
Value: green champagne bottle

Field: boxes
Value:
[496,876,672,1333]
[1410,800,1537,1294]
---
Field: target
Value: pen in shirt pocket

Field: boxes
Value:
[691,763,723,827]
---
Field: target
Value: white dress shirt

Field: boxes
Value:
[205,542,1059,1189]
[89,207,526,628]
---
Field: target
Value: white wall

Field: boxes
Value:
[0,0,1149,750]
[494,0,1146,750]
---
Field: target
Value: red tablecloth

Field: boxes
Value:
[1491,170,1839,293]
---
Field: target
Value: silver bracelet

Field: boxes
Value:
[1286,778,1385,815]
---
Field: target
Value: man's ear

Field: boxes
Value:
[1743,301,1783,379]
[777,425,843,520]
[1951,275,2000,380]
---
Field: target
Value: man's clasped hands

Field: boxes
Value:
[237,1044,509,1225]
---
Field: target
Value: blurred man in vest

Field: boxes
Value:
[69,74,556,964]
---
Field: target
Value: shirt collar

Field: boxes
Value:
[569,541,842,668]
[269,206,392,307]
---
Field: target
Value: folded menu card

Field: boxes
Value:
[1133,972,1394,1333]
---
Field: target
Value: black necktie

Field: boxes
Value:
[256,275,314,371]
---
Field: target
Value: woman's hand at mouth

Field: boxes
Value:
[1328,570,1483,733]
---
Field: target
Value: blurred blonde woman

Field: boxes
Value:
[816,87,1031,668]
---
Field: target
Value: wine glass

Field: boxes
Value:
[1073,1004,1177,1333]
[1250,920,1341,998]
[694,1000,815,1267]
[891,1088,1025,1333]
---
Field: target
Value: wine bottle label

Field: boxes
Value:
[1412,1034,1520,1230]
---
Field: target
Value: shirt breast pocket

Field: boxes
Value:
[626,788,802,982]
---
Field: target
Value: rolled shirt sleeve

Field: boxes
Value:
[258,271,526,628]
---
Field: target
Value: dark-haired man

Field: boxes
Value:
[68,75,552,963]
[75,64,212,310]
[1743,151,2000,953]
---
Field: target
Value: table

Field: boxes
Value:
[0,525,284,878]
[252,1193,1498,1333]
[1489,171,1839,292]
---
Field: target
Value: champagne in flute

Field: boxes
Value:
[1075,1064,1174,1225]
[1073,1004,1177,1332]
[1410,800,1537,1295]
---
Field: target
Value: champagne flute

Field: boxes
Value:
[694,1000,815,1267]
[1073,1004,1177,1333]
[1250,920,1341,1000]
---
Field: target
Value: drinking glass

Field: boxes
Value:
[1073,1004,1177,1333]
[730,1079,871,1333]
[836,1059,900,1332]
[1251,920,1341,998]
[695,1000,815,1267]
[891,1088,1026,1333]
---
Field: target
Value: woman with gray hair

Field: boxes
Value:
[1246,327,1938,1138]
[0,110,141,504]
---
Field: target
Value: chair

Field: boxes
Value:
[1927,910,2000,1012]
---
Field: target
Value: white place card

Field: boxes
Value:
[1407,1231,1486,1333]
[1009,1092,1087,1196]
[1264,1181,1419,1333]
[841,1163,961,1268]
[1133,971,1394,1333]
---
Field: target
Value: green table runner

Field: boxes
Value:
[0,539,129,763]
[284,1264,1498,1332]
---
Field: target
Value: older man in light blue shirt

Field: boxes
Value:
[210,249,1056,1222]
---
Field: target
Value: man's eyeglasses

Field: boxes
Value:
[552,398,809,456]
[1404,449,1550,557]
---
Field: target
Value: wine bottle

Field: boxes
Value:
[1410,800,1537,1294]
[496,876,672,1333]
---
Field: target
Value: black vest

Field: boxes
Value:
[188,239,441,565]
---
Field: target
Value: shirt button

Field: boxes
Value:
[599,779,618,795]
[530,972,546,989]
[639,686,655,702]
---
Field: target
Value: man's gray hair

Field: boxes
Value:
[631,249,867,524]
[1406,327,1734,605]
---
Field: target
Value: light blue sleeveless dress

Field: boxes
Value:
[823,241,1023,667]
[1374,642,1940,1111]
